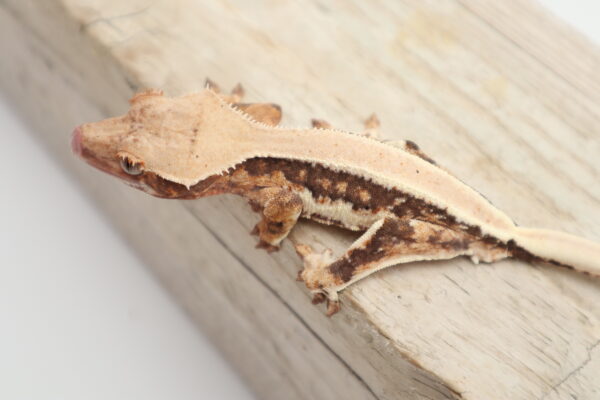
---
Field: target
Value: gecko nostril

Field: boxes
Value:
[71,126,83,155]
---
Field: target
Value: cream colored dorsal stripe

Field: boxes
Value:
[159,90,517,239]
[202,90,600,277]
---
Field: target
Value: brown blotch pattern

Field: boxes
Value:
[242,157,510,247]
[329,219,417,282]
[136,156,556,273]
[243,157,458,225]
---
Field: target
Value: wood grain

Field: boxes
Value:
[1,0,599,399]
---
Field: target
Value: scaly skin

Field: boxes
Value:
[72,82,600,316]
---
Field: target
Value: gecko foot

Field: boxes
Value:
[256,240,280,253]
[294,244,335,270]
[363,113,380,138]
[251,225,281,252]
[311,289,340,316]
[294,244,335,286]
[311,119,332,129]
[205,78,221,93]
[311,292,326,304]
[326,299,341,317]
[294,243,342,316]
[230,83,245,103]
[294,243,314,258]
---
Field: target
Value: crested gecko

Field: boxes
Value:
[71,82,600,316]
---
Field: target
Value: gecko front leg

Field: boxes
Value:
[297,218,508,315]
[246,187,303,252]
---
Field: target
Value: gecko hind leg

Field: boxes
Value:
[296,218,507,316]
[246,187,303,252]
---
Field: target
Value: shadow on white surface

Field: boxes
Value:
[0,94,255,399]
[537,0,600,43]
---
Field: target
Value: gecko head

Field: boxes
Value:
[71,89,225,198]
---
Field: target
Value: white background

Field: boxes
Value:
[0,2,598,399]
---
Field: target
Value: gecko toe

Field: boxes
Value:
[256,240,279,253]
[364,113,380,129]
[230,83,245,103]
[205,78,220,93]
[326,299,341,317]
[311,119,332,129]
[294,243,314,258]
[362,113,380,139]
[312,292,326,304]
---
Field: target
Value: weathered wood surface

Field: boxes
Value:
[1,0,599,399]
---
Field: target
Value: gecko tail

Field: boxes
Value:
[513,227,600,277]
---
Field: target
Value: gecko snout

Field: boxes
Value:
[71,126,83,156]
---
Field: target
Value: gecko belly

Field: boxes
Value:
[296,188,390,231]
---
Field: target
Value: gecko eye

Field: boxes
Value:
[120,157,143,176]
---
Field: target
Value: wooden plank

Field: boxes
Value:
[0,5,379,400]
[1,1,599,399]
